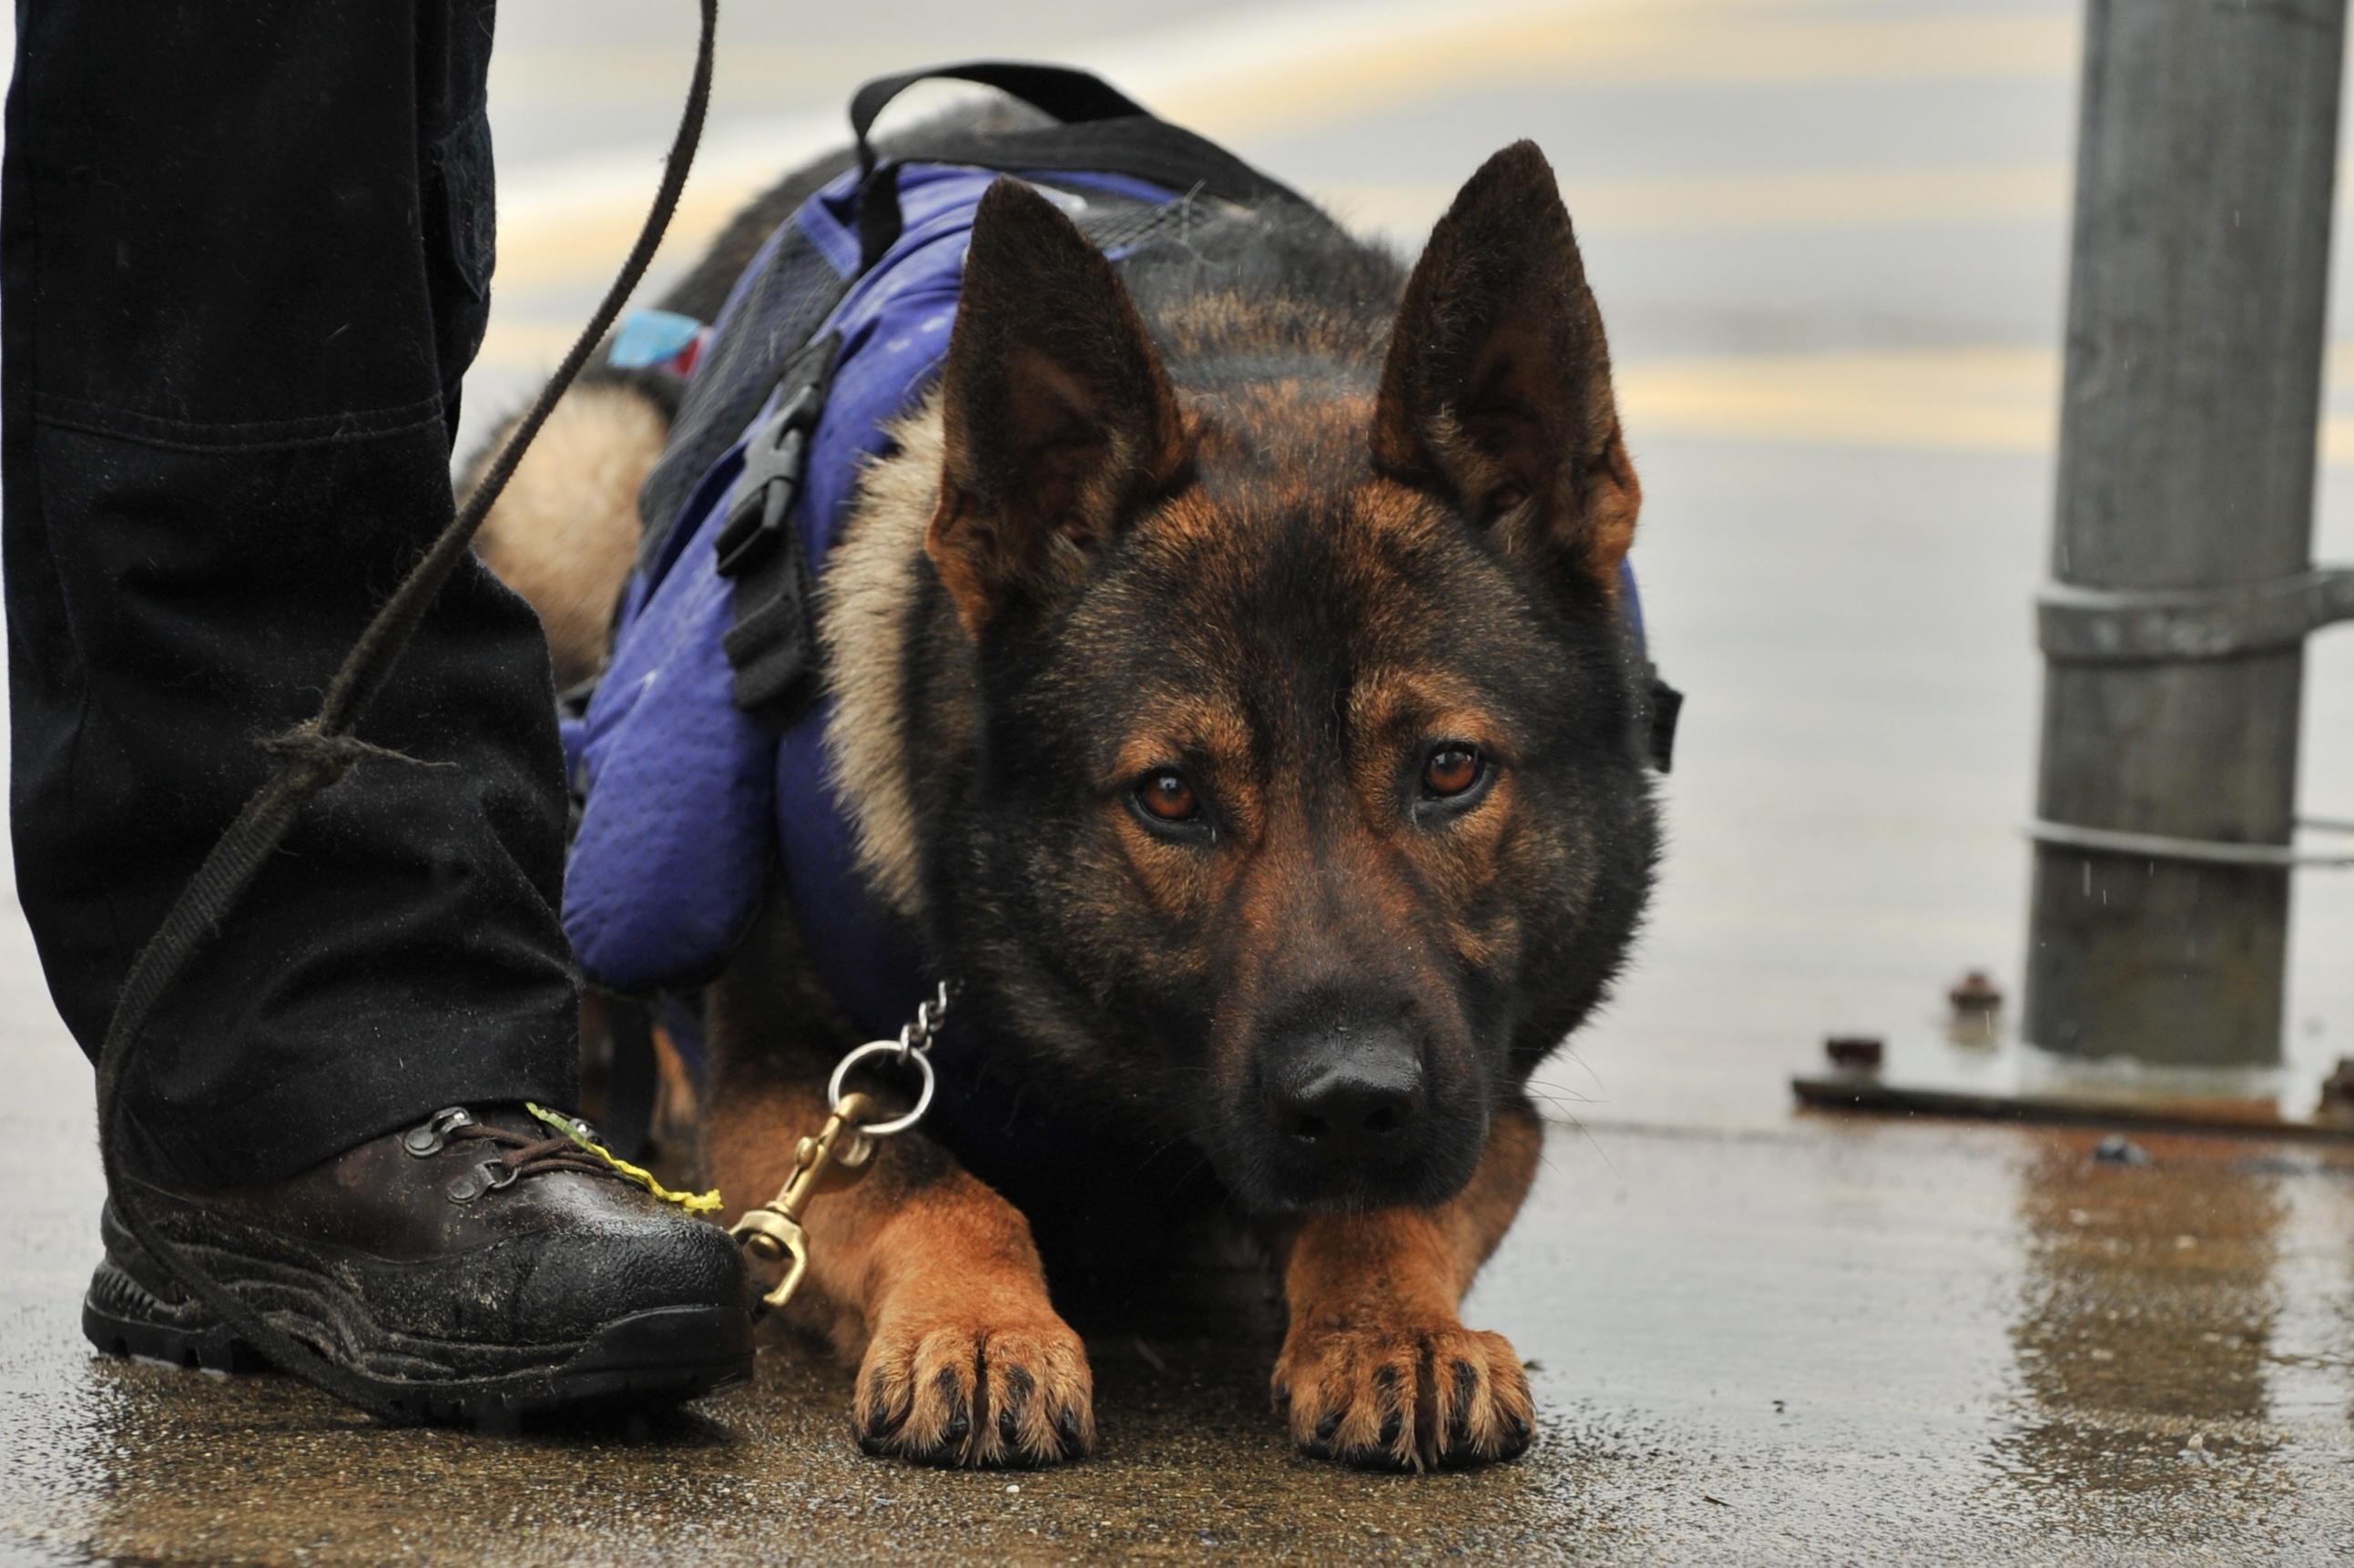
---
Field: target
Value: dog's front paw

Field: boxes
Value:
[1272,1318,1532,1471]
[853,1306,1095,1468]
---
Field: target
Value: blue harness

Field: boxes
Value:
[565,162,1178,1044]
[559,116,1678,1103]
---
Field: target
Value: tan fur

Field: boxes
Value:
[1269,1105,1543,1470]
[704,1053,1093,1467]
[469,382,667,687]
[817,393,947,921]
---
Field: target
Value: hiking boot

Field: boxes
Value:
[81,1105,753,1421]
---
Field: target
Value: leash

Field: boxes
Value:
[729,983,953,1309]
[89,0,718,1422]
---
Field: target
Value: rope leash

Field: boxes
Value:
[90,0,719,1423]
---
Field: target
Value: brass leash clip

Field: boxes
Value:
[729,1091,879,1309]
[727,984,953,1311]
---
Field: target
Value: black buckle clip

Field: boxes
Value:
[713,379,826,578]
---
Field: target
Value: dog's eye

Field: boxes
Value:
[1136,769,1200,822]
[1422,746,1482,799]
[1483,484,1528,522]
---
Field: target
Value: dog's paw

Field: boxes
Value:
[853,1308,1095,1468]
[1272,1319,1532,1471]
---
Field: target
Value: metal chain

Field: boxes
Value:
[733,982,956,1309]
[824,981,953,1137]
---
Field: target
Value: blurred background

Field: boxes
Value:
[465,0,2350,1129]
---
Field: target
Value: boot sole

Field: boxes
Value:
[84,1266,755,1422]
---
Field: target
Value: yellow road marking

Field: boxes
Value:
[493,186,754,293]
[476,316,594,369]
[487,158,2076,302]
[1317,161,2070,241]
[1142,8,2075,143]
[482,0,2080,306]
[1617,345,2354,464]
[1618,345,2059,453]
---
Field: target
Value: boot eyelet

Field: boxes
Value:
[447,1158,512,1204]
[403,1106,475,1158]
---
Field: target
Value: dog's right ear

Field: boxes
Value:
[929,178,1187,641]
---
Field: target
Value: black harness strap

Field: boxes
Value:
[716,331,839,715]
[850,63,1148,270]
[1647,677,1684,773]
[849,62,1306,270]
[850,62,1148,155]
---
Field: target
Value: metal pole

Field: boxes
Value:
[2026,0,2348,1067]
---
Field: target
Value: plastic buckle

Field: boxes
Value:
[713,382,824,578]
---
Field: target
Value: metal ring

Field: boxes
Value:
[827,1039,936,1137]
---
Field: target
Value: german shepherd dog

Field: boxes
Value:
[476,127,1655,1471]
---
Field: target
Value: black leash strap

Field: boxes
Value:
[90,0,718,1423]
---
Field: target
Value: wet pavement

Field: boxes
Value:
[7,0,2354,1561]
[11,1071,2354,1563]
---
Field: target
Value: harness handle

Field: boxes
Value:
[849,62,1148,177]
[850,63,1153,271]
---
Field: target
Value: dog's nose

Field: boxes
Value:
[1261,1026,1425,1166]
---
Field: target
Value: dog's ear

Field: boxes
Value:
[1371,140,1637,594]
[929,178,1187,640]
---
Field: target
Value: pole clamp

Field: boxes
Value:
[2026,817,2354,869]
[2036,565,2354,663]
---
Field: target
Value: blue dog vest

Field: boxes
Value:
[560,128,1678,1083]
[566,161,1184,1041]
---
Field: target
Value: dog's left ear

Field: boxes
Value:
[1371,140,1637,594]
[929,178,1187,641]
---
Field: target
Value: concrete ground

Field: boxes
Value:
[5,0,2354,1562]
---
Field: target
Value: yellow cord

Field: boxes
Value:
[525,1103,724,1214]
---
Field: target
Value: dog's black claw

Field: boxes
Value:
[1056,1405,1085,1455]
[1313,1410,1341,1443]
[1444,1360,1481,1448]
[998,1365,1036,1451]
[1377,1409,1403,1448]
[858,1373,908,1450]
[933,1367,972,1450]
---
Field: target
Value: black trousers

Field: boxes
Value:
[4,0,579,1189]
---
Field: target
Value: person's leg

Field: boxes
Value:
[4,0,749,1413]
[5,0,573,1186]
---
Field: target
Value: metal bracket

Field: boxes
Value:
[2037,565,2354,662]
[2026,817,2354,868]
